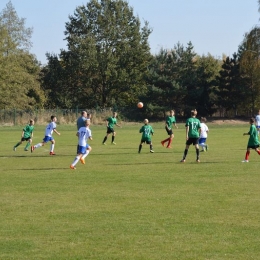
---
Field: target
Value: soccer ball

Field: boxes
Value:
[137,102,143,108]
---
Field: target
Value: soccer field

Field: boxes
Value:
[1,122,260,259]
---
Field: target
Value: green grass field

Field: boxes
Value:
[1,121,260,260]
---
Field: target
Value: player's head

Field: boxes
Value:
[85,119,91,126]
[170,110,175,115]
[113,112,117,117]
[81,111,87,117]
[29,119,35,125]
[144,119,149,124]
[201,117,207,123]
[87,113,91,119]
[191,109,197,117]
[250,117,255,124]
[51,115,57,122]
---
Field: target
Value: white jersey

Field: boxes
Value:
[45,122,57,137]
[255,115,260,126]
[78,126,92,146]
[200,123,209,138]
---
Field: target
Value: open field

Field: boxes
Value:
[1,121,260,260]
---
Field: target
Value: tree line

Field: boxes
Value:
[1,0,260,118]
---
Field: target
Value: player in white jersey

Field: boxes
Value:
[198,117,209,152]
[31,116,61,155]
[255,110,260,135]
[70,119,92,170]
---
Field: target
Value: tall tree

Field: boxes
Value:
[239,27,260,114]
[218,54,244,116]
[0,3,45,109]
[0,1,33,53]
[176,41,198,114]
[195,54,220,116]
[53,0,153,108]
[146,46,183,111]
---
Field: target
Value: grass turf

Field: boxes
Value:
[1,122,260,259]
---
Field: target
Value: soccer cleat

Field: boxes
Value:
[161,141,165,147]
[24,149,29,151]
[13,147,16,151]
[205,145,208,151]
[80,158,85,164]
[196,159,200,163]
[31,146,34,153]
[70,165,76,170]
[49,152,56,155]
[200,150,204,152]
[241,160,249,163]
[102,142,106,145]
[111,142,116,145]
[150,150,154,153]
[180,159,185,163]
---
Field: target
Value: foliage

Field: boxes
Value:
[0,1,33,51]
[2,1,260,116]
[147,43,220,116]
[41,0,152,109]
[0,50,45,109]
[195,54,220,116]
[217,54,245,116]
[239,26,260,114]
[0,3,45,110]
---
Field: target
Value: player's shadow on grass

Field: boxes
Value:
[0,155,28,158]
[105,160,222,165]
[13,167,70,171]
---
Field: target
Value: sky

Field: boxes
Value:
[0,0,259,65]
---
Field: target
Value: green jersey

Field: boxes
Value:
[140,124,154,141]
[166,116,176,129]
[247,124,260,146]
[23,124,34,138]
[107,117,117,128]
[185,117,201,138]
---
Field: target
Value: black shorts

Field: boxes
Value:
[186,138,199,146]
[165,126,173,135]
[141,139,151,144]
[21,137,31,141]
[106,127,114,134]
[247,144,260,149]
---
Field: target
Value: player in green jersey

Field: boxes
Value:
[13,119,35,151]
[138,119,154,153]
[102,112,121,145]
[161,110,178,148]
[180,109,201,162]
[242,117,260,162]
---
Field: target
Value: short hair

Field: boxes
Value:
[250,117,255,124]
[191,109,197,116]
[201,117,207,122]
[29,119,34,123]
[51,115,56,121]
[81,111,87,116]
[144,119,149,124]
